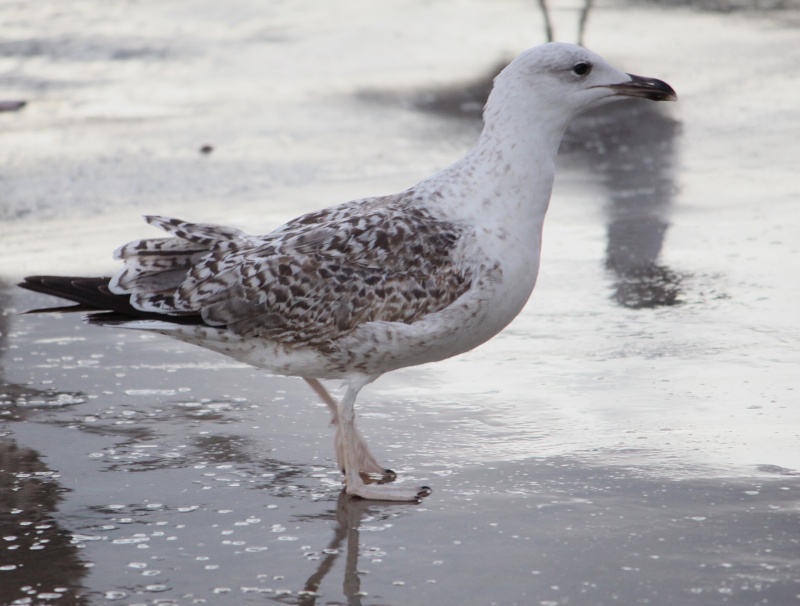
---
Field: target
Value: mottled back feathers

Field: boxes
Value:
[109,194,472,349]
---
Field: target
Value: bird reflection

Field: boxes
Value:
[278,492,407,606]
[302,492,368,605]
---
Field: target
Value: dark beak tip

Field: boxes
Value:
[614,73,678,103]
[655,89,678,103]
[652,82,678,103]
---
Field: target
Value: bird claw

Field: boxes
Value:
[374,468,397,484]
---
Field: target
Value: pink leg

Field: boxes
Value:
[304,377,339,424]
[336,377,430,501]
[303,377,391,476]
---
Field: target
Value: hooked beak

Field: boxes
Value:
[606,74,677,102]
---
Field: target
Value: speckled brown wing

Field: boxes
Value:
[162,195,472,347]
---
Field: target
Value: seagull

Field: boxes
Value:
[19,42,676,501]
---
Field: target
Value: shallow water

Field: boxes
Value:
[2,1,800,604]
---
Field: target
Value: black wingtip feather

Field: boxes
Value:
[19,276,117,311]
[18,275,205,326]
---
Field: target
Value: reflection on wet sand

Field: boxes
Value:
[287,492,407,606]
[0,280,86,413]
[0,283,87,604]
[566,100,685,308]
[0,440,88,605]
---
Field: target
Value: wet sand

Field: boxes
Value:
[2,1,800,604]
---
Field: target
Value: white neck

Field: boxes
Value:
[426,83,572,241]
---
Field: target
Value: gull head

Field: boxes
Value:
[486,42,676,132]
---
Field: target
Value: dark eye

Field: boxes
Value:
[572,61,592,76]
